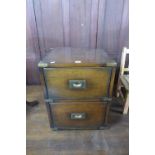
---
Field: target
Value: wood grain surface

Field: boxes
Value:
[51,101,106,129]
[44,67,112,99]
[27,0,129,84]
[38,47,117,67]
[26,0,41,84]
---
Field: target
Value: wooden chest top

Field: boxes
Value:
[38,47,117,68]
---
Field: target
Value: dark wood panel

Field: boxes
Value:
[90,0,99,48]
[97,0,125,60]
[103,0,124,53]
[70,0,92,48]
[26,58,40,85]
[26,0,40,84]
[33,0,64,54]
[32,0,46,58]
[96,0,107,48]
[62,0,70,46]
[119,0,129,62]
[33,0,128,53]
[26,0,129,84]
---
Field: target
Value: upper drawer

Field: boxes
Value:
[44,67,113,99]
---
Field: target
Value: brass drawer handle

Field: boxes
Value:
[69,80,86,89]
[73,83,82,88]
[70,113,86,120]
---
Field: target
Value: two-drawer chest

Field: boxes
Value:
[38,47,117,130]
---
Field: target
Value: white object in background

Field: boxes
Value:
[50,61,55,64]
[74,60,82,63]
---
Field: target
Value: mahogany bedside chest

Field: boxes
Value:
[38,47,117,130]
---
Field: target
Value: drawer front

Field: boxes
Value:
[50,102,107,129]
[44,67,112,99]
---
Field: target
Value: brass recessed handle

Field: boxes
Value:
[69,80,86,89]
[73,114,82,118]
[73,83,82,88]
[70,113,86,120]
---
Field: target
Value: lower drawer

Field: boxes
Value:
[49,101,109,129]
